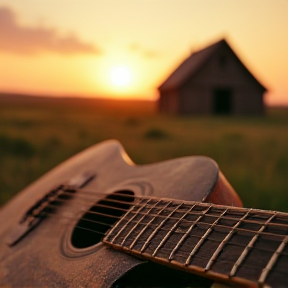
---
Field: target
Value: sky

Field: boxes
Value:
[0,0,288,105]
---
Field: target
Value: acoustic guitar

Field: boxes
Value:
[0,140,287,287]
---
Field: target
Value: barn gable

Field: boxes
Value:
[158,39,267,115]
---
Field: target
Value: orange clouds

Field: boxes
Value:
[0,7,101,55]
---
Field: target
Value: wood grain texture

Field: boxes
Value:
[0,140,242,287]
[104,198,288,287]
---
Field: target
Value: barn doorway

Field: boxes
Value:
[213,89,232,115]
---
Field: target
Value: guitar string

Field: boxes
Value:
[37,204,288,256]
[23,186,288,252]
[92,228,288,276]
[17,186,288,278]
[56,186,288,220]
[42,189,288,232]
[43,198,288,237]
[62,186,288,222]
[31,214,287,276]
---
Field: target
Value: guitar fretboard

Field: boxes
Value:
[103,198,288,287]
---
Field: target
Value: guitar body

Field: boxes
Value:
[0,140,242,287]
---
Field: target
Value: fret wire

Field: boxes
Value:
[139,199,284,219]
[124,204,288,231]
[168,204,213,261]
[146,246,288,277]
[97,193,288,231]
[105,205,288,249]
[103,197,288,268]
[129,200,172,250]
[104,237,287,286]
[116,212,288,241]
[102,197,288,286]
[151,204,196,257]
[140,202,183,255]
[108,198,150,244]
[141,202,183,253]
[148,245,288,276]
[229,212,278,277]
[55,192,287,231]
[120,199,162,247]
[56,186,288,230]
[258,235,288,284]
[204,208,252,271]
[45,193,288,242]
[121,220,288,257]
[168,221,285,241]
[40,204,287,255]
[119,198,161,247]
[185,208,229,266]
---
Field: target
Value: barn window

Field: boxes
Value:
[213,89,232,114]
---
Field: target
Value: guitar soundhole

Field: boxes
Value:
[71,190,134,249]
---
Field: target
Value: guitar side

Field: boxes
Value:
[0,140,242,287]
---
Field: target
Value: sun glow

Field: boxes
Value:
[110,66,132,87]
[86,50,161,99]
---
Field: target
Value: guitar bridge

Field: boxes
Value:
[7,172,95,246]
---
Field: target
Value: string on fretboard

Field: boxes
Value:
[104,198,288,287]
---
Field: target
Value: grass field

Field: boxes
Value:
[1,94,288,212]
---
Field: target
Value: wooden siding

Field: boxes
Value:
[158,39,266,116]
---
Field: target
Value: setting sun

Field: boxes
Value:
[110,66,132,87]
[0,1,288,104]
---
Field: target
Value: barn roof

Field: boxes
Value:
[158,39,266,91]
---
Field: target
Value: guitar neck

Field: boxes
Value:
[103,197,288,287]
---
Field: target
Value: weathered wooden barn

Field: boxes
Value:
[158,39,267,115]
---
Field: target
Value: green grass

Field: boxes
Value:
[1,94,288,212]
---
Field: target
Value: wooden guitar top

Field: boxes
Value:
[0,140,246,287]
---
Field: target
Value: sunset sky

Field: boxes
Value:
[0,0,287,105]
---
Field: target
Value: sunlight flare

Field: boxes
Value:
[110,66,132,87]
